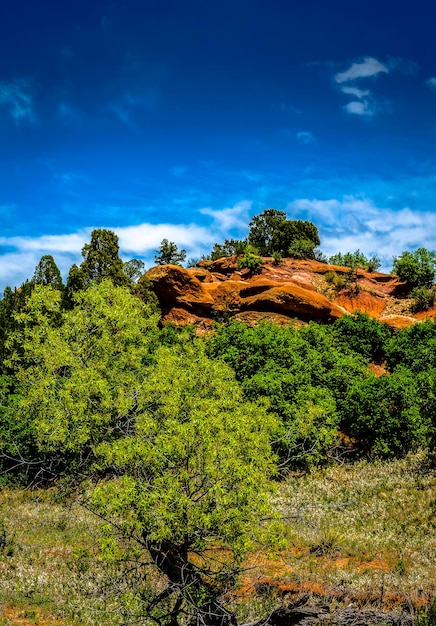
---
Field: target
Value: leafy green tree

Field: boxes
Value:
[271,220,320,258]
[62,230,130,307]
[392,248,436,289]
[62,263,84,309]
[123,258,145,282]
[154,239,187,265]
[0,281,35,373]
[32,255,64,290]
[80,229,130,287]
[205,321,367,466]
[332,312,391,364]
[13,285,277,625]
[287,238,318,260]
[209,238,247,260]
[410,286,436,312]
[386,320,436,373]
[237,244,263,274]
[329,250,381,272]
[343,368,431,457]
[247,208,287,255]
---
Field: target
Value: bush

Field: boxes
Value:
[237,245,263,273]
[325,271,346,291]
[332,312,390,363]
[287,238,317,260]
[329,250,381,272]
[392,248,436,289]
[343,369,431,457]
[411,286,436,312]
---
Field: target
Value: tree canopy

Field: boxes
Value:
[11,281,278,625]
[392,247,436,289]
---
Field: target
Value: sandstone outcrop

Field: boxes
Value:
[145,258,432,330]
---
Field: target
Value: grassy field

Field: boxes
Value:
[1,452,435,625]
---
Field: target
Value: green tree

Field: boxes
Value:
[392,248,436,289]
[123,258,145,282]
[329,250,381,272]
[62,230,130,307]
[271,220,320,258]
[80,229,130,287]
[237,244,263,274]
[247,208,287,255]
[154,239,187,265]
[343,368,431,457]
[332,312,390,364]
[209,238,246,260]
[13,285,277,624]
[32,255,64,290]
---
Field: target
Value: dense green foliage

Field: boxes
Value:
[329,249,381,272]
[392,247,436,289]
[205,315,436,461]
[210,238,246,260]
[237,244,264,273]
[209,209,321,261]
[247,209,320,258]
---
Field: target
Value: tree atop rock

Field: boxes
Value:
[154,238,187,265]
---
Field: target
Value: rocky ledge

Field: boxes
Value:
[144,257,436,331]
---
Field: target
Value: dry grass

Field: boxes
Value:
[1,452,435,624]
[240,451,436,614]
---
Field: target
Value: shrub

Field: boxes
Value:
[329,249,381,272]
[325,271,346,291]
[272,251,282,265]
[343,368,431,457]
[411,286,436,312]
[392,248,436,289]
[332,312,390,363]
[237,245,263,273]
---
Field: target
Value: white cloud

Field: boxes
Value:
[0,232,89,253]
[115,222,215,257]
[0,79,34,123]
[287,196,435,270]
[296,131,315,144]
[335,57,389,84]
[425,77,436,91]
[341,86,370,99]
[333,57,389,118]
[199,201,252,232]
[0,203,251,291]
[344,100,375,117]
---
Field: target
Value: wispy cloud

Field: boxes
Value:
[296,131,315,144]
[344,100,376,117]
[335,57,389,83]
[0,203,251,291]
[287,195,435,269]
[199,201,252,233]
[109,90,159,126]
[333,57,389,117]
[0,78,35,124]
[425,77,436,91]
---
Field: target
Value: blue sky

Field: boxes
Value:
[1,0,436,290]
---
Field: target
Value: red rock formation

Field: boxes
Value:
[335,291,387,317]
[145,258,430,330]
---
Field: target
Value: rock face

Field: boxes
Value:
[145,258,434,330]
